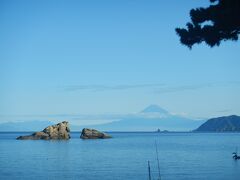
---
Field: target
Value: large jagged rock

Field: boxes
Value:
[17,121,70,140]
[80,128,112,139]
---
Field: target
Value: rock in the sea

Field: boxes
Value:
[80,128,112,139]
[17,121,70,140]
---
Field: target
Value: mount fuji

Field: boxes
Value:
[76,105,205,132]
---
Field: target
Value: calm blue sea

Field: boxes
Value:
[0,132,240,180]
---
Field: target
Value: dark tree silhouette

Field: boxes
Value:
[176,0,240,48]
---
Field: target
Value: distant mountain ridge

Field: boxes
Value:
[75,105,205,131]
[0,120,54,132]
[0,105,208,132]
[194,115,240,132]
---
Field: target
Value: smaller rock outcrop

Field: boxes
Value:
[17,121,70,140]
[80,128,112,139]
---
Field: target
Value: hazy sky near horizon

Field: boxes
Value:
[1,0,240,124]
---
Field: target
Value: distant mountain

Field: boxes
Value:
[141,104,169,114]
[75,105,205,132]
[194,115,240,132]
[0,105,208,132]
[0,120,54,132]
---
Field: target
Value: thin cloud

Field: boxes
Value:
[62,81,240,93]
[62,83,165,92]
[155,81,240,94]
[155,83,215,94]
[216,109,231,113]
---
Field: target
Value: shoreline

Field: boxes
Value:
[1,131,240,133]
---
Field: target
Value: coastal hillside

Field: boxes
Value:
[194,115,240,132]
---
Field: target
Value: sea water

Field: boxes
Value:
[0,132,240,180]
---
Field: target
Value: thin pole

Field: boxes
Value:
[148,161,152,180]
[155,140,161,180]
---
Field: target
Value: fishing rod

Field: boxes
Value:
[148,160,152,180]
[155,140,161,180]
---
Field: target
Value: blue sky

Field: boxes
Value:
[0,0,240,124]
